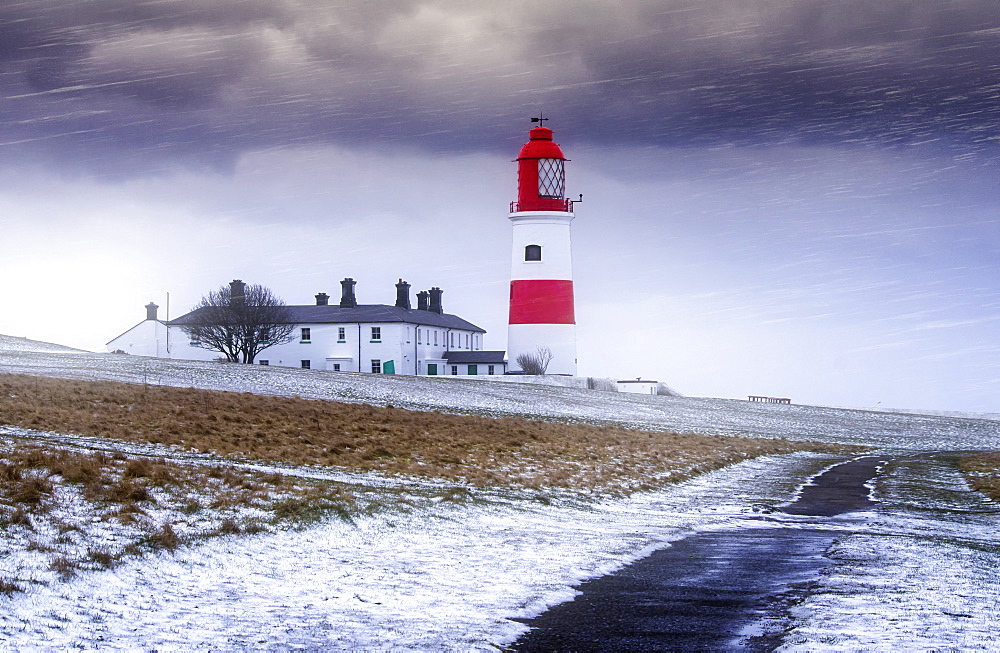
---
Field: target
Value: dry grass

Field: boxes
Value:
[958,451,1000,501]
[0,578,23,595]
[0,429,363,594]
[0,443,356,528]
[0,438,364,590]
[0,373,857,493]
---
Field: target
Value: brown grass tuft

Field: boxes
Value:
[104,478,153,504]
[217,517,242,535]
[148,522,180,551]
[87,547,119,569]
[959,451,1000,502]
[10,477,53,506]
[49,555,78,579]
[1,462,23,482]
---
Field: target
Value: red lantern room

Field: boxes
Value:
[512,125,572,212]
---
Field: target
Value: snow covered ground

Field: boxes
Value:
[2,340,999,649]
[781,454,1000,650]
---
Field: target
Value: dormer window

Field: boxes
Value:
[525,244,542,261]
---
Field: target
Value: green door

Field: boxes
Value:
[467,364,478,375]
[427,363,437,375]
[383,360,395,375]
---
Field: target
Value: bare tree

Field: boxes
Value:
[515,346,554,375]
[181,281,296,364]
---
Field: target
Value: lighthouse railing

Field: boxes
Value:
[510,198,574,213]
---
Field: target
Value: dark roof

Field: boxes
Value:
[443,350,507,364]
[168,304,486,333]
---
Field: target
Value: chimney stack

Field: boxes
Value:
[340,277,357,308]
[395,279,411,309]
[145,302,159,321]
[416,290,430,311]
[428,287,443,314]
[315,292,329,306]
[229,279,246,307]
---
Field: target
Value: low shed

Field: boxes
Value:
[617,379,658,395]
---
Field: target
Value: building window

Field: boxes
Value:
[537,158,565,198]
[337,326,346,341]
[434,331,438,346]
[450,365,458,375]
[300,327,311,342]
[449,332,454,347]
[465,334,470,349]
[371,359,381,374]
[417,328,422,344]
[332,363,341,372]
[301,360,311,369]
[525,244,542,261]
[371,326,381,342]
[259,360,269,366]
[406,327,411,343]
[488,365,494,375]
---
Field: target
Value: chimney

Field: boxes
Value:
[416,290,430,311]
[428,287,443,314]
[145,302,159,321]
[315,292,329,306]
[229,279,246,306]
[395,279,411,309]
[340,277,357,308]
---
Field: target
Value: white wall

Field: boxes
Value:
[508,323,577,376]
[617,381,658,395]
[110,320,486,375]
[509,211,575,281]
[106,320,169,358]
[443,362,507,376]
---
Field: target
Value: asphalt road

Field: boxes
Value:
[511,456,886,651]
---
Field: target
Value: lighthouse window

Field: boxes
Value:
[525,244,542,261]
[537,158,565,198]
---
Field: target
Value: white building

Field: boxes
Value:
[108,278,507,376]
[617,379,659,395]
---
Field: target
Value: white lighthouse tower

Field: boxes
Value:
[507,119,578,375]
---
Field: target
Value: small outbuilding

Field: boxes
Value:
[442,350,508,376]
[617,378,658,395]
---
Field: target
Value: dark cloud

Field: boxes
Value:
[3,0,1000,175]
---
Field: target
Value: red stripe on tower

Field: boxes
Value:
[509,280,575,324]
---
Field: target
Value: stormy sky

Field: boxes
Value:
[2,1,998,412]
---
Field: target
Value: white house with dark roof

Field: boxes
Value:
[108,278,507,376]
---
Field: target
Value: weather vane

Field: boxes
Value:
[530,112,549,126]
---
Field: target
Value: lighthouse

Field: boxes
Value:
[507,120,578,375]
